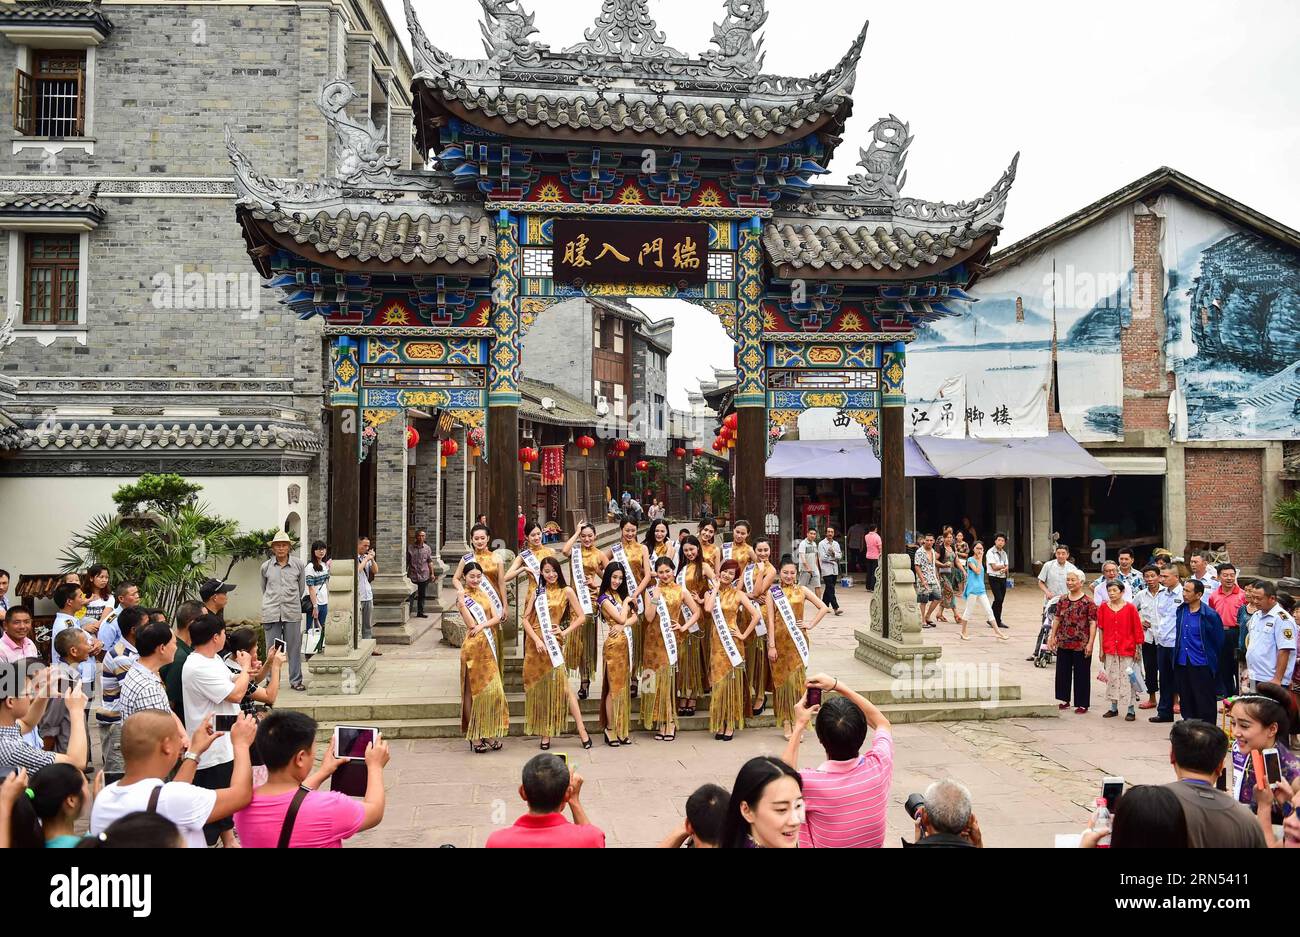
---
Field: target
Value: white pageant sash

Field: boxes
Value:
[464,554,504,615]
[520,549,542,583]
[571,548,593,615]
[652,588,679,666]
[625,625,635,666]
[612,543,643,614]
[743,563,755,593]
[710,591,744,668]
[464,595,496,659]
[770,585,809,666]
[722,542,733,562]
[676,565,688,589]
[533,591,567,669]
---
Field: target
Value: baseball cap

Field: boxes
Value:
[199,579,236,601]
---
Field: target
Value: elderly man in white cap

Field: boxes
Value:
[261,531,308,691]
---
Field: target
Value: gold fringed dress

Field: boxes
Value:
[523,582,570,738]
[520,545,557,610]
[598,596,632,741]
[642,582,685,729]
[771,585,810,726]
[617,541,650,675]
[565,545,603,682]
[460,587,508,741]
[743,558,774,711]
[676,562,709,699]
[708,584,747,734]
[471,548,506,667]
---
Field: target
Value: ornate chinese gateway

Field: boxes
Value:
[229,0,1018,641]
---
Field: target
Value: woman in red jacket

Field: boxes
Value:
[1098,579,1145,721]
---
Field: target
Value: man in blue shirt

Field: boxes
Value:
[1173,579,1224,725]
[1148,566,1183,724]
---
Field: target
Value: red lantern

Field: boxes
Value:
[577,434,595,456]
[684,483,692,492]
[719,425,731,441]
[723,412,739,432]
[712,438,724,452]
[405,426,420,450]
[635,460,649,471]
[440,437,459,468]
[674,447,686,459]
[692,447,704,457]
[615,439,630,458]
[519,447,538,471]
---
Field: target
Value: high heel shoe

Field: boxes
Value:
[539,739,551,751]
[581,736,593,750]
[470,740,489,754]
[578,681,590,700]
[603,731,621,747]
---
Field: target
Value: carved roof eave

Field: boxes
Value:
[766,231,999,283]
[776,152,1021,235]
[17,420,324,455]
[406,0,866,148]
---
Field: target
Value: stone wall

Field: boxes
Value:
[520,299,592,404]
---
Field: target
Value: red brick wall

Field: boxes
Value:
[1122,211,1169,431]
[1185,449,1264,562]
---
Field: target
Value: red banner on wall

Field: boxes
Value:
[541,446,566,486]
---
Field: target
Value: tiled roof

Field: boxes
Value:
[0,0,113,32]
[21,420,322,453]
[0,192,106,222]
[763,223,985,273]
[520,380,600,428]
[241,204,494,268]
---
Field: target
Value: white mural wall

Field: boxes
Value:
[906,207,1133,442]
[1159,195,1300,441]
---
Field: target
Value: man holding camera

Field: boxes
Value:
[904,779,983,848]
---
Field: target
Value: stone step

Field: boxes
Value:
[308,698,1060,741]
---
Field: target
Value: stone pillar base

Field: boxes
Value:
[371,572,423,645]
[306,640,378,695]
[441,541,470,588]
[855,553,943,675]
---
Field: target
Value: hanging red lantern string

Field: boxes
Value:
[723,412,739,432]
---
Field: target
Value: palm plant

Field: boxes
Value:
[60,475,243,619]
[1274,493,1300,555]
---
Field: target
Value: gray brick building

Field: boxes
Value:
[0,0,415,622]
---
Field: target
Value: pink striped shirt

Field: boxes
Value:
[798,729,894,848]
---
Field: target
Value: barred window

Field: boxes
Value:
[23,235,80,325]
[14,50,86,137]
[707,252,734,282]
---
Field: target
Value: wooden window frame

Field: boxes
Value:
[13,49,86,138]
[22,234,80,326]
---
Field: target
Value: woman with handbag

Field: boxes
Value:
[303,540,330,658]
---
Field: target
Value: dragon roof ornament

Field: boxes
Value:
[479,0,547,66]
[702,0,768,79]
[319,79,400,187]
[848,115,912,201]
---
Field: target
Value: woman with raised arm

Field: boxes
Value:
[504,520,556,613]
[520,556,592,751]
[452,523,508,666]
[455,562,508,753]
[643,518,673,565]
[705,559,763,742]
[745,539,778,717]
[642,556,701,741]
[597,564,637,747]
[606,517,652,695]
[675,534,715,717]
[561,521,606,700]
[767,559,830,739]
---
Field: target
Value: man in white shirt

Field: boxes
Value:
[1037,545,1079,603]
[818,527,844,616]
[1091,561,1133,606]
[91,708,255,848]
[986,534,1010,629]
[49,582,101,695]
[1149,566,1184,724]
[1189,553,1220,598]
[182,613,251,847]
[357,536,380,654]
[1131,565,1163,711]
[1244,581,1296,689]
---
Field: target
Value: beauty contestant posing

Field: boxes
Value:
[452,523,508,665]
[454,562,508,753]
[561,521,607,700]
[766,559,830,740]
[674,534,716,718]
[744,539,778,717]
[597,564,638,747]
[704,560,763,742]
[520,557,592,751]
[641,557,702,741]
[605,518,652,693]
[504,520,556,611]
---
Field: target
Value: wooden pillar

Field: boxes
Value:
[734,408,766,527]
[488,209,521,550]
[881,406,906,555]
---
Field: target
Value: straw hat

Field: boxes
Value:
[268,530,293,546]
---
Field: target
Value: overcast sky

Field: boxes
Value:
[388,0,1300,407]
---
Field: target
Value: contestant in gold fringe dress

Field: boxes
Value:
[596,564,637,747]
[767,559,830,739]
[675,534,715,717]
[504,520,556,625]
[455,563,508,752]
[699,520,722,576]
[561,521,606,699]
[744,539,778,717]
[453,523,508,666]
[641,556,701,740]
[520,556,592,750]
[606,518,651,694]
[704,559,763,742]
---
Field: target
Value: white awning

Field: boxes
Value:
[914,431,1113,479]
[1093,455,1168,475]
